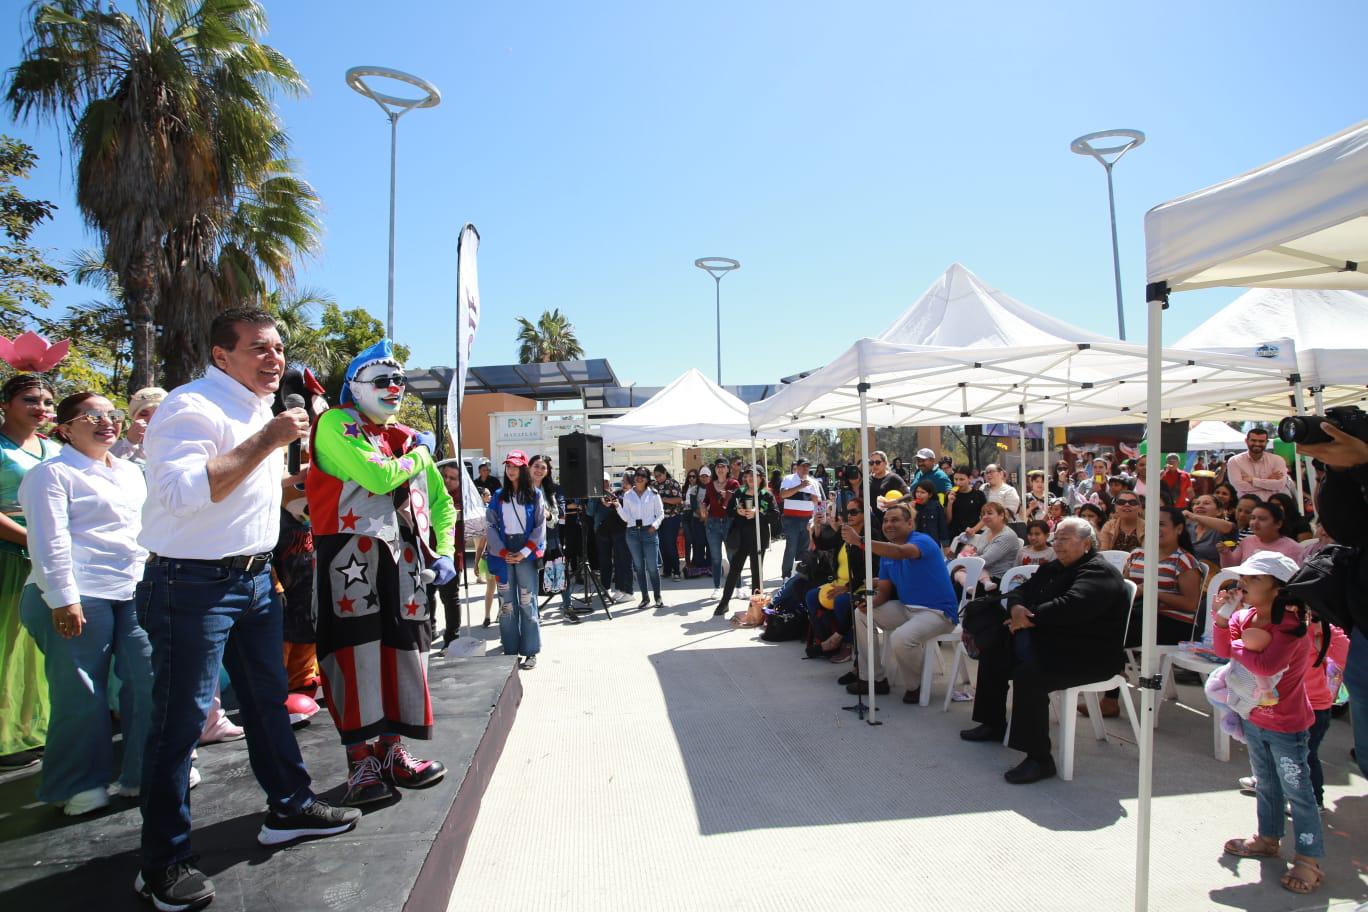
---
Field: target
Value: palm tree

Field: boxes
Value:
[516,308,585,363]
[262,287,342,376]
[7,0,310,391]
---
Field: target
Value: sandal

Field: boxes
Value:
[1280,857,1323,894]
[1223,835,1280,858]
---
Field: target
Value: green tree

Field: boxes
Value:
[263,287,340,376]
[8,0,315,393]
[515,308,584,363]
[0,135,64,336]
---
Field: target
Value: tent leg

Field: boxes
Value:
[751,434,763,588]
[1017,411,1028,520]
[856,377,880,725]
[1135,293,1165,912]
[1292,382,1317,509]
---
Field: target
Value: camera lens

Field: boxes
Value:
[1278,415,1327,445]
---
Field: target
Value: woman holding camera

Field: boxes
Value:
[18,392,153,814]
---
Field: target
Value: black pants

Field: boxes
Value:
[971,629,1116,760]
[719,537,762,604]
[596,527,633,594]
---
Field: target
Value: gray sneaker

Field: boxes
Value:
[522,655,537,670]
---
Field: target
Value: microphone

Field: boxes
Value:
[284,393,306,477]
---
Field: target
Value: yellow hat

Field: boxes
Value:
[882,489,904,502]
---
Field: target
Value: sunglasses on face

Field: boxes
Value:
[363,374,407,389]
[845,510,863,519]
[1115,499,1139,506]
[869,459,885,466]
[68,409,126,425]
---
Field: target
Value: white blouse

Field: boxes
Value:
[19,445,148,606]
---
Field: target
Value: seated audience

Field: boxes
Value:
[950,502,1022,586]
[806,499,868,662]
[1221,500,1304,569]
[960,517,1130,784]
[980,463,1021,520]
[1075,502,1107,534]
[1099,491,1144,551]
[1267,491,1314,542]
[911,480,948,544]
[18,392,153,815]
[1044,498,1068,531]
[1023,470,1048,521]
[1020,520,1055,566]
[1183,493,1233,567]
[945,467,985,543]
[842,503,958,705]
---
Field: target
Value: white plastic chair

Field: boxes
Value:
[1054,580,1141,781]
[915,557,984,705]
[1099,549,1130,572]
[940,563,1038,711]
[1154,569,1239,761]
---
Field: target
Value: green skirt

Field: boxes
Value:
[0,550,48,753]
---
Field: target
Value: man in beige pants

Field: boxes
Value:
[844,502,960,704]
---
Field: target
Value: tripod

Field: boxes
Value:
[842,587,881,725]
[570,509,614,620]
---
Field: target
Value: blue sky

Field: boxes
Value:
[5,1,1366,386]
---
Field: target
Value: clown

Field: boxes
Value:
[306,340,457,806]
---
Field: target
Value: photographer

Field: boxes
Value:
[1296,420,1368,779]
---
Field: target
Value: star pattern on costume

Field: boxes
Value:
[337,596,355,614]
[366,453,387,465]
[397,457,415,472]
[338,554,369,587]
[340,509,359,530]
[404,600,420,617]
[343,422,363,439]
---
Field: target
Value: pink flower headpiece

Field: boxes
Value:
[0,331,70,372]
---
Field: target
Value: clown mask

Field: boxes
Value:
[349,361,407,424]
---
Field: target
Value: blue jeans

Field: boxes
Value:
[1346,626,1368,779]
[1241,718,1323,858]
[781,516,811,577]
[705,517,731,587]
[139,558,313,870]
[1307,708,1331,807]
[657,515,682,576]
[498,559,540,657]
[626,527,662,599]
[19,586,152,803]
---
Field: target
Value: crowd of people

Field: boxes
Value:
[1,306,1364,905]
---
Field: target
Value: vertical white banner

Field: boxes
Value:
[448,224,487,528]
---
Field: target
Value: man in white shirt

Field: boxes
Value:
[1225,427,1288,498]
[779,457,823,577]
[135,309,360,912]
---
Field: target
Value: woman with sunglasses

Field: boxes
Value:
[1099,493,1145,552]
[0,374,58,770]
[713,465,775,617]
[18,392,153,814]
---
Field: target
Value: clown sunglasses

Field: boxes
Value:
[361,373,408,389]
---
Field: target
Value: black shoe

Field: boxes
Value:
[712,605,728,617]
[257,798,361,846]
[564,609,581,625]
[637,599,650,611]
[959,723,1005,743]
[902,689,921,704]
[134,860,215,911]
[0,749,41,770]
[1004,755,1057,785]
[836,670,860,686]
[846,679,890,695]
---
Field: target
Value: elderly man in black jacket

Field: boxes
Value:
[960,516,1130,783]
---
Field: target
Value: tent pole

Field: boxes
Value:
[1291,380,1316,510]
[1017,408,1027,521]
[1135,290,1166,912]
[857,377,878,723]
[1313,386,1326,415]
[752,433,763,591]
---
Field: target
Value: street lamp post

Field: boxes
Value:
[694,257,740,385]
[1071,129,1145,340]
[346,66,442,340]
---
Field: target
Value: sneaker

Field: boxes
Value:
[198,714,245,745]
[709,588,720,600]
[61,785,110,817]
[188,767,201,790]
[340,752,393,807]
[257,797,361,846]
[377,739,446,789]
[608,588,626,602]
[110,781,140,800]
[1238,775,1257,791]
[522,655,538,671]
[134,860,215,911]
[0,748,41,770]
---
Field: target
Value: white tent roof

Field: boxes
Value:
[600,368,795,448]
[878,263,1113,347]
[1145,121,1368,292]
[1185,420,1248,451]
[747,336,1297,432]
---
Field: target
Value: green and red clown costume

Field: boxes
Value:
[306,343,455,744]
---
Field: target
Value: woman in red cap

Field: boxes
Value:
[484,451,546,669]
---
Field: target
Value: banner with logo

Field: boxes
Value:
[447,224,487,530]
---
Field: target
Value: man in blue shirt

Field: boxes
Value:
[841,501,958,704]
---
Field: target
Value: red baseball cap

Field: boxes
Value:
[504,450,529,467]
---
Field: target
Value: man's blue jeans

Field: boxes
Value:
[781,516,810,577]
[20,586,152,803]
[498,558,540,657]
[1345,626,1368,779]
[1241,718,1324,858]
[626,527,662,599]
[705,517,731,587]
[139,558,313,870]
[657,515,682,576]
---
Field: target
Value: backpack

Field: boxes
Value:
[1279,543,1360,665]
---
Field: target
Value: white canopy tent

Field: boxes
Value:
[1139,120,1368,912]
[600,367,796,449]
[747,264,1297,721]
[1184,420,1248,451]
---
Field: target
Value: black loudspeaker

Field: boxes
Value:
[558,432,604,500]
[1159,420,1190,453]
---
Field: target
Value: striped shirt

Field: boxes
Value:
[779,473,823,518]
[1125,548,1201,625]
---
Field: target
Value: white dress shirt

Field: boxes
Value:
[19,445,148,607]
[617,486,664,529]
[139,366,283,558]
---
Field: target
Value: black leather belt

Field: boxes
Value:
[149,552,273,573]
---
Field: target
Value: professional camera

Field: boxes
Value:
[1277,405,1368,446]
